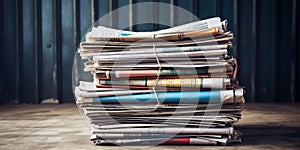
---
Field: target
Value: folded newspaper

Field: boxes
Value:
[74,17,245,146]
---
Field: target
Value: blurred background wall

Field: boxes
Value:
[0,0,299,104]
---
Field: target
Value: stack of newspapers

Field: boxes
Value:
[74,17,245,145]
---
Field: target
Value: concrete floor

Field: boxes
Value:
[0,103,299,150]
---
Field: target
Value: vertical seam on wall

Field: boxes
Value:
[290,0,296,103]
[15,0,21,103]
[0,0,3,103]
[91,0,95,25]
[274,0,279,102]
[113,0,118,28]
[251,0,257,102]
[170,0,174,27]
[233,0,239,64]
[296,0,300,102]
[153,0,158,31]
[93,0,98,24]
[109,0,113,28]
[73,0,80,51]
[217,0,222,17]
[129,0,133,31]
[192,0,199,20]
[54,0,62,103]
[34,0,42,103]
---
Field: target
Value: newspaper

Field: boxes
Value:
[74,17,245,145]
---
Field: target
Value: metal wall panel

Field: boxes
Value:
[277,0,295,102]
[0,0,299,103]
[237,0,255,102]
[60,0,74,102]
[2,0,18,103]
[41,0,55,101]
[296,0,300,103]
[21,0,39,103]
[0,0,3,103]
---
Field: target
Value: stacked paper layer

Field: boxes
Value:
[75,17,245,145]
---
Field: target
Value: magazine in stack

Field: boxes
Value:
[74,17,245,145]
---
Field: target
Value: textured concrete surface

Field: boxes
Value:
[0,103,299,150]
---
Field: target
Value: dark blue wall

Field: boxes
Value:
[0,0,299,103]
